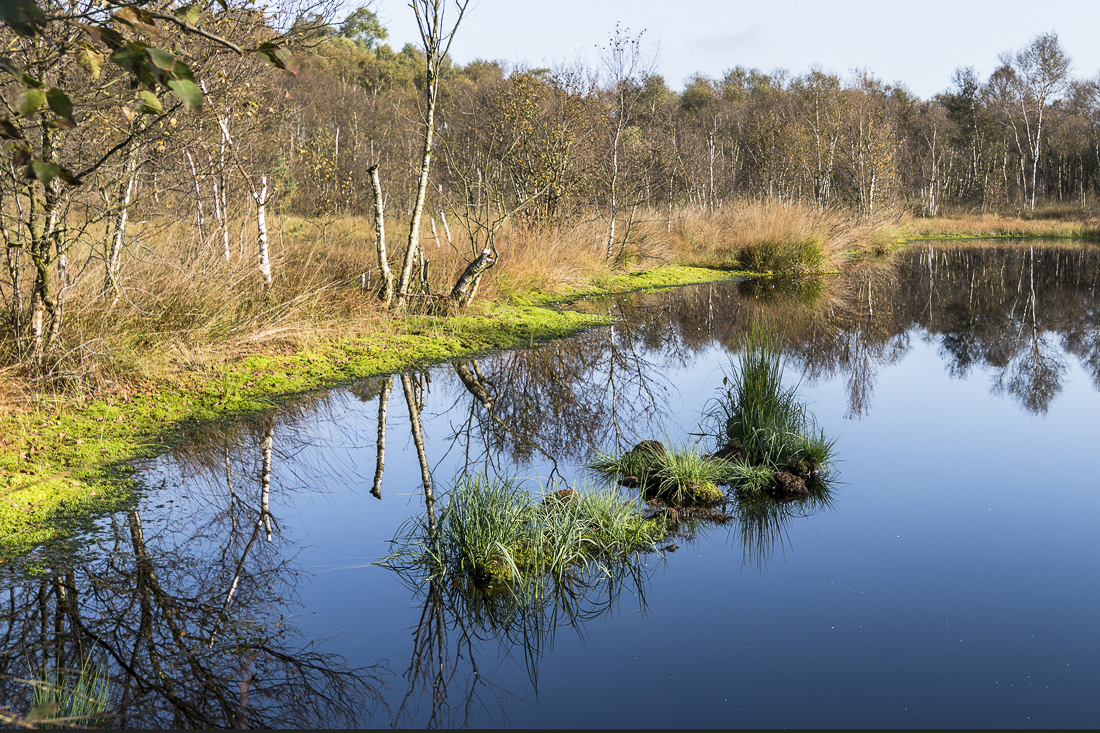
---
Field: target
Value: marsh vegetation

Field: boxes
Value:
[588,324,837,506]
[383,474,665,588]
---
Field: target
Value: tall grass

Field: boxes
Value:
[704,324,837,493]
[2,198,897,397]
[662,200,883,275]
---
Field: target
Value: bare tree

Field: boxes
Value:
[599,24,654,260]
[394,0,471,308]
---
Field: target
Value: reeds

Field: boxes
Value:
[28,660,111,727]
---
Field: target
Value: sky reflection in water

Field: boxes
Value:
[3,241,1099,727]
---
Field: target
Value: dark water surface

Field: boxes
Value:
[3,241,1100,727]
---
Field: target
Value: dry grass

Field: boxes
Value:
[7,196,1092,403]
[2,213,397,396]
[658,200,900,272]
[900,210,1100,240]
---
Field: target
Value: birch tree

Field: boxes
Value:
[394,0,470,309]
[1001,32,1072,209]
[598,24,653,260]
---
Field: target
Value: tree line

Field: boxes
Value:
[1,0,1098,371]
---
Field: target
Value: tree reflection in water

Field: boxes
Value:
[384,539,654,727]
[576,242,1100,418]
[0,413,385,727]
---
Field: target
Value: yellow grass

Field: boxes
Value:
[3,198,1094,403]
[899,210,1100,240]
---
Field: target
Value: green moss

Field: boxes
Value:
[513,265,745,306]
[0,471,130,561]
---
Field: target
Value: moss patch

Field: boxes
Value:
[511,265,745,306]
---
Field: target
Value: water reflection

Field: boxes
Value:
[7,242,1099,726]
[0,417,386,727]
[577,242,1100,417]
[385,544,653,727]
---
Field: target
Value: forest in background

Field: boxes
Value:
[2,0,1099,386]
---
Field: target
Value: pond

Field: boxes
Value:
[3,241,1100,727]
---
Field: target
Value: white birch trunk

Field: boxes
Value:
[254,176,271,289]
[185,149,205,244]
[368,165,394,304]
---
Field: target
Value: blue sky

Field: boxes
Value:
[370,0,1099,98]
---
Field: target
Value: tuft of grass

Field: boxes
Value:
[589,440,731,506]
[704,324,837,494]
[727,460,775,494]
[382,474,665,589]
[29,659,111,727]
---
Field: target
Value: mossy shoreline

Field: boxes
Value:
[0,266,744,562]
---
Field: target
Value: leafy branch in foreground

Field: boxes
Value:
[0,0,301,183]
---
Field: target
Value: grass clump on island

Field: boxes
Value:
[588,440,730,506]
[383,474,665,588]
[705,326,836,496]
[587,328,836,505]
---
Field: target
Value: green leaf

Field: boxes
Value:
[167,78,202,111]
[16,88,45,117]
[57,165,83,186]
[148,47,175,71]
[0,111,23,140]
[137,90,163,114]
[75,22,125,50]
[46,88,73,120]
[73,43,105,79]
[169,59,196,83]
[0,0,46,37]
[112,6,160,38]
[252,42,298,74]
[5,140,32,165]
[27,160,59,183]
[253,42,299,74]
[110,44,156,88]
[273,48,300,75]
[173,3,201,25]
